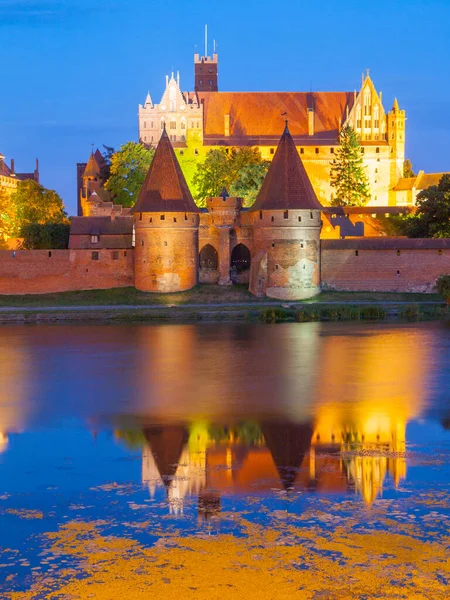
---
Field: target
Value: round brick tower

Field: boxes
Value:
[248,123,323,300]
[131,127,200,292]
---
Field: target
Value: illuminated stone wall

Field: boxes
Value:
[134,212,199,292]
[0,249,134,295]
[321,239,450,292]
[247,209,321,300]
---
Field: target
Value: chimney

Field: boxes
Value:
[224,114,230,137]
[35,158,40,182]
[11,159,15,174]
[308,108,315,136]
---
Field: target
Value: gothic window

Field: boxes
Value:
[374,105,380,128]
[161,120,165,129]
[181,121,186,129]
[169,85,176,111]
[151,122,154,128]
[364,91,372,116]
[143,121,147,128]
[356,107,362,128]
[170,121,176,129]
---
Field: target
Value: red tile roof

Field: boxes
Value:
[83,153,101,178]
[197,91,355,145]
[132,128,200,213]
[250,123,323,211]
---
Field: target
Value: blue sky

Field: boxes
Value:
[0,0,449,215]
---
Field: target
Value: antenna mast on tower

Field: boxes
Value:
[205,24,208,56]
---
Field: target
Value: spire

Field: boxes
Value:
[83,151,101,178]
[131,127,200,213]
[250,124,322,211]
[220,187,229,198]
[392,97,399,112]
[144,91,152,107]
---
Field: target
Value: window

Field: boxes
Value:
[164,241,168,246]
[364,91,371,116]
[91,252,99,260]
[300,148,304,154]
[181,121,186,129]
[356,107,362,129]
[194,149,199,155]
[112,251,119,260]
[161,121,165,129]
[259,210,263,220]
[355,250,359,256]
[170,121,176,129]
[271,243,275,248]
[141,240,144,247]
[124,251,127,257]
[376,147,380,153]
[151,122,154,128]
[179,150,184,155]
[391,133,395,140]
[48,251,52,258]
[275,264,279,270]
[330,148,334,154]
[438,249,443,255]
[139,213,143,221]
[310,212,313,219]
[160,215,165,220]
[91,235,99,244]
[271,216,274,222]
[361,147,365,153]
[375,168,378,174]
[173,217,177,223]
[298,216,302,222]
[315,148,319,154]
[397,249,401,256]
[284,210,289,219]
[270,148,274,155]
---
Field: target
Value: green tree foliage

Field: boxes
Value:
[99,145,115,185]
[403,159,416,178]
[330,125,370,206]
[0,187,17,242]
[436,275,450,305]
[403,175,450,238]
[12,180,67,234]
[193,147,269,207]
[105,142,154,207]
[21,223,70,249]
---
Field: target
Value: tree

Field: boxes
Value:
[0,187,17,242]
[98,145,115,185]
[436,275,450,306]
[193,147,269,207]
[105,142,154,207]
[330,125,370,206]
[21,223,71,249]
[403,174,450,238]
[12,180,67,233]
[403,159,416,178]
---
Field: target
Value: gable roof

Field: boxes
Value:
[250,123,323,211]
[131,128,200,213]
[70,216,133,236]
[196,91,354,145]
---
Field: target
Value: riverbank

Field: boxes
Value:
[0,285,447,323]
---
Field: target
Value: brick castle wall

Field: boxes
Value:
[0,249,134,295]
[321,239,450,293]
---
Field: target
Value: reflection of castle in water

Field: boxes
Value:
[138,414,409,511]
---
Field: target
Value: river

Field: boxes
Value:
[0,321,449,598]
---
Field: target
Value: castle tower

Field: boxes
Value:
[131,126,200,293]
[194,52,218,92]
[248,123,323,300]
[79,152,102,216]
[388,98,406,186]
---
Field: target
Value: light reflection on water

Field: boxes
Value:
[0,321,449,595]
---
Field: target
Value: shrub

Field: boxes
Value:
[21,223,70,249]
[436,275,450,306]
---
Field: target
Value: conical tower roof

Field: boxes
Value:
[250,123,322,211]
[131,127,199,213]
[83,152,101,178]
[143,425,189,492]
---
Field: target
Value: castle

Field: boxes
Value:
[138,53,411,207]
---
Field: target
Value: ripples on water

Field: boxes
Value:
[0,321,449,597]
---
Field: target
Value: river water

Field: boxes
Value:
[0,321,449,598]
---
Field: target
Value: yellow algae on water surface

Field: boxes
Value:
[6,519,450,600]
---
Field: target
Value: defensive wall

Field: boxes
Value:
[321,239,450,293]
[0,249,134,295]
[0,240,449,297]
